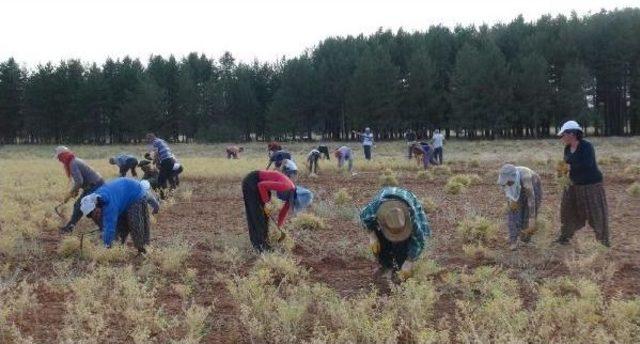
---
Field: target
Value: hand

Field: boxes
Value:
[369,235,380,256]
[509,201,520,212]
[276,230,286,243]
[398,261,414,281]
[264,206,272,218]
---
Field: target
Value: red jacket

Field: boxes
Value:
[257,170,295,227]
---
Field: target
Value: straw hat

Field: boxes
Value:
[376,199,412,242]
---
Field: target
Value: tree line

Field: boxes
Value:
[1,8,640,144]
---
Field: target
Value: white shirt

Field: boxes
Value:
[283,159,297,172]
[362,132,374,146]
[433,133,444,148]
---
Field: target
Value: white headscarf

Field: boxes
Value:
[498,164,521,202]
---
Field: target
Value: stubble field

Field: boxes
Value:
[1,138,639,343]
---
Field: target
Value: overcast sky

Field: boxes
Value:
[2,0,637,67]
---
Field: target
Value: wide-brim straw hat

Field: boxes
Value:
[376,199,412,242]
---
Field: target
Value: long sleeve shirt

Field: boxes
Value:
[564,139,603,185]
[70,158,104,192]
[93,178,147,246]
[257,170,295,227]
[149,138,174,161]
[516,166,539,217]
[360,187,431,260]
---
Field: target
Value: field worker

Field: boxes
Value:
[55,146,105,234]
[307,148,322,176]
[411,142,436,169]
[170,159,184,188]
[354,127,374,160]
[226,146,244,159]
[267,142,283,157]
[360,187,431,281]
[146,133,177,193]
[555,121,609,247]
[318,145,330,160]
[138,160,159,190]
[405,129,418,159]
[80,178,158,254]
[109,153,139,177]
[432,129,445,164]
[280,158,298,180]
[498,164,542,250]
[334,146,354,173]
[266,150,292,170]
[241,170,313,252]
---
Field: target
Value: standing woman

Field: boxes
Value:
[146,133,177,197]
[354,127,374,160]
[55,146,104,234]
[556,121,609,247]
[241,170,313,252]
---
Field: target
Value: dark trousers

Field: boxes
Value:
[560,183,609,246]
[158,157,175,189]
[119,158,139,177]
[227,151,238,159]
[375,231,410,270]
[116,199,150,253]
[433,147,443,165]
[242,171,271,252]
[308,154,320,174]
[66,181,104,228]
[170,165,183,188]
[318,146,330,160]
[364,145,372,160]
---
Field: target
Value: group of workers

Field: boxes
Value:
[55,133,181,254]
[54,120,610,282]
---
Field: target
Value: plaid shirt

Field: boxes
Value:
[360,187,431,260]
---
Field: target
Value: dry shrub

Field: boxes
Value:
[0,279,38,342]
[456,266,527,343]
[421,197,437,214]
[623,165,640,178]
[179,302,213,344]
[457,216,499,245]
[627,182,640,197]
[379,172,399,187]
[449,174,480,187]
[444,180,466,194]
[333,188,352,205]
[92,244,130,264]
[61,265,166,343]
[57,235,95,259]
[151,241,191,274]
[0,229,43,259]
[468,159,480,168]
[290,213,327,231]
[416,170,434,182]
[228,252,443,344]
[462,243,496,260]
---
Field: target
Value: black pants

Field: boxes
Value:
[66,181,104,228]
[119,157,139,177]
[170,165,183,188]
[308,153,320,174]
[318,146,330,160]
[433,147,443,165]
[375,231,410,270]
[242,171,271,252]
[364,145,372,160]
[158,157,175,189]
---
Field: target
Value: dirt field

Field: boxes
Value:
[1,139,639,343]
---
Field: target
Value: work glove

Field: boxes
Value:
[276,230,286,243]
[264,206,273,219]
[556,161,570,177]
[398,261,414,281]
[369,232,380,256]
[63,190,78,203]
[508,201,520,212]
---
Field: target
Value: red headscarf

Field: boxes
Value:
[57,151,76,178]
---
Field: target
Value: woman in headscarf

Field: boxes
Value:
[241,170,313,252]
[497,164,542,250]
[555,120,609,247]
[55,146,105,234]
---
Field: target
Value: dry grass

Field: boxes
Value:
[290,213,327,231]
[627,182,640,197]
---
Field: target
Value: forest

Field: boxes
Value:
[0,8,639,143]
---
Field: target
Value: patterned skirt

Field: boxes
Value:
[116,199,150,253]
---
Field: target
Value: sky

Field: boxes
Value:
[1,0,638,67]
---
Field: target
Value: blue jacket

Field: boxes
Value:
[94,178,146,246]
